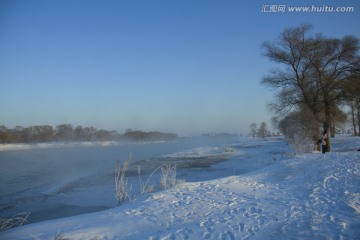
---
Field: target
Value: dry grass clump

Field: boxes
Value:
[161,164,178,190]
[115,156,132,205]
[0,212,30,232]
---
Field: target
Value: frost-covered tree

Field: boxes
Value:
[258,122,268,139]
[249,122,269,138]
[343,75,360,136]
[249,123,257,137]
[0,125,10,144]
[262,24,360,151]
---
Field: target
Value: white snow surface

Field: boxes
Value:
[1,136,360,240]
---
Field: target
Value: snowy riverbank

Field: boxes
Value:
[1,136,359,239]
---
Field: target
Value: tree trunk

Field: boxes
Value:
[322,122,330,152]
[350,101,357,136]
[357,100,360,136]
[328,132,331,152]
[331,124,335,138]
[324,103,332,151]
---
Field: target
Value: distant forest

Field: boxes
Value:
[0,124,177,144]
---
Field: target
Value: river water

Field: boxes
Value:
[0,137,242,197]
[1,136,249,223]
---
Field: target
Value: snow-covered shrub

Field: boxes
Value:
[115,156,132,205]
[160,164,177,190]
[0,212,30,232]
[138,165,162,194]
[290,133,314,153]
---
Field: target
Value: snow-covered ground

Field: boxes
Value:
[1,136,359,239]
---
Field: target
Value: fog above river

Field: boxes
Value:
[0,136,240,197]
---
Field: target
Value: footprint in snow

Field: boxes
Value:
[175,227,193,240]
[202,231,212,239]
[230,222,245,232]
[218,230,236,240]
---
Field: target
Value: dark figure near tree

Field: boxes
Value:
[322,130,328,154]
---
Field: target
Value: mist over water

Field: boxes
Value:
[0,136,290,224]
[0,137,239,197]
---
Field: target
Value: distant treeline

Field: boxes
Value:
[0,124,177,144]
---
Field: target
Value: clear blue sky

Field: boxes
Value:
[1,0,359,136]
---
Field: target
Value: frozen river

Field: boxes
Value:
[0,137,242,197]
[4,136,277,223]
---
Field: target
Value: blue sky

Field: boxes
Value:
[1,0,359,136]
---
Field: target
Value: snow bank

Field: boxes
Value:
[1,138,359,240]
[162,145,237,159]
